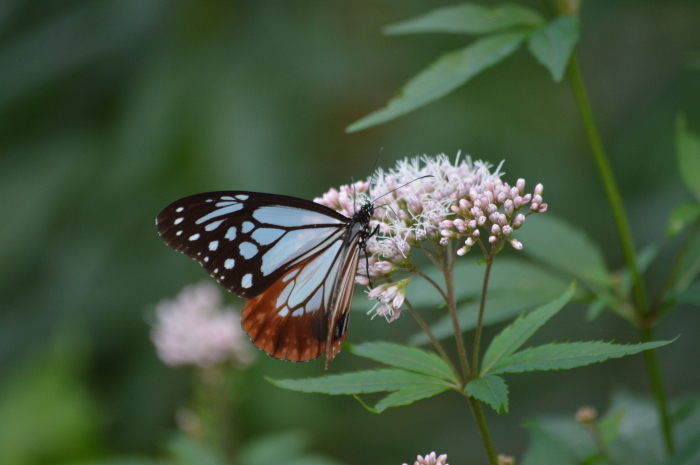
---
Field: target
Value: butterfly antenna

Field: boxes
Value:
[371,174,433,203]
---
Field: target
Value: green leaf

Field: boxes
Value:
[527,15,580,81]
[490,339,675,374]
[597,409,624,449]
[667,202,700,238]
[480,284,575,375]
[514,214,612,288]
[521,420,580,465]
[674,232,700,292]
[466,375,509,414]
[620,244,659,292]
[348,342,458,384]
[384,3,543,35]
[346,31,527,132]
[268,369,451,395]
[373,385,449,413]
[671,283,700,306]
[677,115,700,202]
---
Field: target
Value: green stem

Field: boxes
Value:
[405,297,463,385]
[640,327,675,454]
[444,248,472,380]
[567,53,649,315]
[465,394,499,464]
[472,247,496,374]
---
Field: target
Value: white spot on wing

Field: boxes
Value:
[278,306,289,317]
[239,242,258,259]
[292,308,304,317]
[236,194,249,200]
[242,221,254,233]
[221,196,235,200]
[174,217,184,225]
[209,241,219,251]
[176,231,182,236]
[189,233,200,241]
[251,228,285,245]
[306,288,323,314]
[276,281,295,307]
[253,206,343,227]
[205,220,224,231]
[204,257,209,262]
[282,269,300,282]
[195,203,243,224]
[241,273,253,288]
[224,258,235,269]
[225,227,237,241]
[176,207,184,212]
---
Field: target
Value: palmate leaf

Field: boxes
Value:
[346,31,528,132]
[466,375,509,414]
[480,284,575,376]
[527,15,580,82]
[489,339,675,375]
[348,342,458,384]
[384,3,543,35]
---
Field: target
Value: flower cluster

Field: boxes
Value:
[151,282,255,368]
[403,451,449,465]
[315,153,547,322]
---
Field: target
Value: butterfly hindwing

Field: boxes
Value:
[156,191,349,298]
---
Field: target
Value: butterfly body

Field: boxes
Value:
[156,191,374,368]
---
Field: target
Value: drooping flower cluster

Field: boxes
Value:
[315,153,547,321]
[403,451,449,465]
[151,282,255,368]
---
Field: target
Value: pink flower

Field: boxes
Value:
[403,451,449,465]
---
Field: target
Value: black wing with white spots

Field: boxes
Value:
[156,191,351,298]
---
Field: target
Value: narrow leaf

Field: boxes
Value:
[347,32,526,132]
[348,342,458,384]
[384,3,543,35]
[677,115,700,202]
[481,284,576,376]
[667,202,700,238]
[466,375,509,414]
[527,15,580,81]
[373,385,449,413]
[514,214,612,288]
[268,369,451,395]
[490,339,675,374]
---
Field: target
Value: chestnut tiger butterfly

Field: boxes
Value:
[156,190,376,369]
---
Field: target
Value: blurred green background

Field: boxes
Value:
[1,1,699,464]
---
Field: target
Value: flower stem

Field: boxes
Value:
[405,297,463,385]
[567,53,674,454]
[465,393,499,465]
[444,248,472,380]
[472,247,496,374]
[640,327,675,454]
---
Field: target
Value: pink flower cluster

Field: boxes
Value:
[403,451,449,465]
[151,282,255,368]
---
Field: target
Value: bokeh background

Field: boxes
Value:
[2,1,700,464]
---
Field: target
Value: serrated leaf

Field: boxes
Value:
[384,3,543,35]
[348,342,457,384]
[346,32,526,132]
[480,284,575,375]
[667,202,700,238]
[490,339,675,374]
[269,369,451,395]
[514,214,612,288]
[466,375,509,413]
[677,115,700,202]
[527,15,579,81]
[373,385,449,413]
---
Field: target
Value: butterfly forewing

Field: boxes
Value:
[156,191,349,298]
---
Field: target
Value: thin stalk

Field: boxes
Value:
[416,269,450,304]
[405,297,463,385]
[464,393,499,465]
[444,251,472,380]
[472,247,496,373]
[567,54,649,315]
[640,327,675,454]
[567,52,674,454]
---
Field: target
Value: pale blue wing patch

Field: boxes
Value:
[253,206,343,227]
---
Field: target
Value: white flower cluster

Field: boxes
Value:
[151,282,255,368]
[403,451,449,465]
[315,153,546,323]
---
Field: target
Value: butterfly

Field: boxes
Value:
[156,191,375,369]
